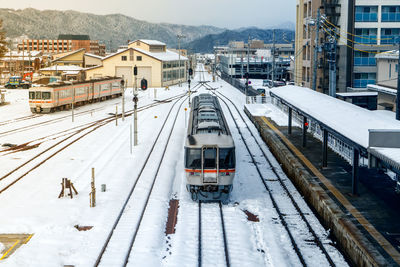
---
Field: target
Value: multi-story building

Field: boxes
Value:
[17,35,106,56]
[295,0,400,93]
[85,39,188,87]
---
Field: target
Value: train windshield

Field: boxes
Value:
[185,148,201,169]
[42,92,51,99]
[29,92,35,99]
[219,148,235,169]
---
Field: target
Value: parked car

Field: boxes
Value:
[256,88,266,96]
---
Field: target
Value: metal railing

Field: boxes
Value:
[271,97,354,164]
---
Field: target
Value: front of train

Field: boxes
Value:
[185,133,235,203]
[28,86,54,113]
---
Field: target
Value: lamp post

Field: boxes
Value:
[177,34,186,87]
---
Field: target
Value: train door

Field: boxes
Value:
[90,83,94,101]
[201,146,219,184]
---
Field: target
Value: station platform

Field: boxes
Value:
[245,108,400,266]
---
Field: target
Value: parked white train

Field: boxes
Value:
[28,77,122,113]
[185,94,236,202]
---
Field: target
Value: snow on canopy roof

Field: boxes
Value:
[367,84,397,96]
[270,85,400,148]
[336,92,378,97]
[369,147,400,171]
[134,47,188,62]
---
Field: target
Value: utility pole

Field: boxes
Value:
[328,37,337,97]
[241,55,244,79]
[121,79,125,121]
[213,45,217,82]
[133,66,138,146]
[397,40,400,120]
[177,34,186,87]
[272,29,276,83]
[247,35,250,74]
[72,85,75,122]
[312,8,321,91]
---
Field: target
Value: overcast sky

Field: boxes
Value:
[0,0,295,29]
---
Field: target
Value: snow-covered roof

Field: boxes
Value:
[135,48,188,62]
[270,85,400,148]
[53,48,85,61]
[84,53,103,60]
[367,84,397,96]
[102,49,128,60]
[40,65,83,71]
[375,50,398,60]
[130,39,166,46]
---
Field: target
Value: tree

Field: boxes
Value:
[0,19,8,58]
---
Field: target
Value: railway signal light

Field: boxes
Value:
[141,78,148,90]
[134,66,138,76]
[244,72,249,79]
[189,68,193,76]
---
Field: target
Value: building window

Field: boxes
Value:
[355,6,378,22]
[354,73,376,88]
[382,6,400,22]
[381,28,400,44]
[137,41,140,46]
[389,63,392,79]
[136,56,142,61]
[354,28,377,44]
[354,51,376,66]
[121,56,127,61]
[129,50,134,61]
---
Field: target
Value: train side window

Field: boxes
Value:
[42,92,51,99]
[35,91,42,99]
[185,148,201,169]
[29,92,35,99]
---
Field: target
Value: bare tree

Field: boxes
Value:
[0,20,8,58]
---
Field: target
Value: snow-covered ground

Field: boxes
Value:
[0,66,347,266]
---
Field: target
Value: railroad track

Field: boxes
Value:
[0,114,43,127]
[214,90,337,266]
[0,93,184,138]
[198,201,230,267]
[0,93,187,196]
[94,95,187,266]
[0,93,186,154]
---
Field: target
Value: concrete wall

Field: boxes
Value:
[377,58,398,88]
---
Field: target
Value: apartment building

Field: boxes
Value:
[295,0,400,93]
[17,35,106,56]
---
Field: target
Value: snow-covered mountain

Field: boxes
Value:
[0,8,225,49]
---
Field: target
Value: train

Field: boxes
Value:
[184,93,236,202]
[28,77,122,113]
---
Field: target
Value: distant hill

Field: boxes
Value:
[0,8,225,50]
[185,28,295,53]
